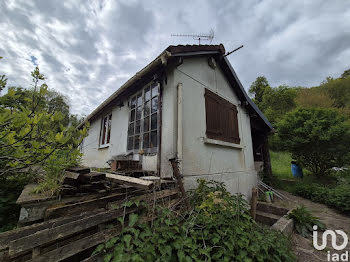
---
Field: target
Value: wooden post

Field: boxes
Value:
[169,158,191,210]
[250,187,258,220]
[262,135,272,177]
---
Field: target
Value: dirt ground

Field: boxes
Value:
[274,190,350,262]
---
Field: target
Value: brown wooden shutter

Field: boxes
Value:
[205,89,221,139]
[204,88,240,144]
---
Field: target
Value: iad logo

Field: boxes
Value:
[313,225,349,261]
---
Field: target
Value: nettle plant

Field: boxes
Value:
[93,180,295,262]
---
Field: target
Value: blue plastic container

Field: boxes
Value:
[291,164,303,178]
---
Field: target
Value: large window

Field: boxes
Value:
[127,83,159,151]
[204,88,240,144]
[100,113,112,146]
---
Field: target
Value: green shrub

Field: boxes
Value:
[327,185,350,213]
[276,108,350,176]
[288,205,325,237]
[94,180,296,262]
[286,181,350,214]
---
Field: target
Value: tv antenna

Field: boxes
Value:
[171,29,214,45]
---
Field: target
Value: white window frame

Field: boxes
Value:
[127,82,159,153]
[99,112,112,148]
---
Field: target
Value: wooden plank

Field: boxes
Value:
[0,209,103,251]
[105,173,153,190]
[45,189,141,220]
[106,173,153,190]
[169,159,191,210]
[16,184,57,205]
[9,207,137,257]
[28,226,121,262]
[65,167,90,174]
[29,214,157,262]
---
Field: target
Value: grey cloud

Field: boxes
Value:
[0,0,349,115]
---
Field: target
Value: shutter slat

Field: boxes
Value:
[204,89,240,144]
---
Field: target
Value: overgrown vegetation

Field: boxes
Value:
[287,205,325,237]
[0,64,88,231]
[270,151,293,178]
[274,169,350,214]
[276,108,350,176]
[250,69,350,176]
[94,180,296,262]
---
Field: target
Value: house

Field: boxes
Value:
[78,44,273,197]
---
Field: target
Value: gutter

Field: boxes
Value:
[78,51,171,128]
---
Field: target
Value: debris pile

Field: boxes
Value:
[60,167,111,195]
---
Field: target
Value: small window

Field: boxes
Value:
[100,113,112,146]
[204,89,240,144]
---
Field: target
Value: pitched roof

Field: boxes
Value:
[78,44,272,131]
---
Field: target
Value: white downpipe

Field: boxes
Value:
[177,83,183,173]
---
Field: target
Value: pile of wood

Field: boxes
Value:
[60,167,111,196]
[0,188,182,262]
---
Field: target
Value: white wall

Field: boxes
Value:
[174,57,257,198]
[81,56,257,198]
[81,101,129,168]
[81,72,176,172]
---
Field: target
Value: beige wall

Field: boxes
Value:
[174,57,257,197]
[81,56,257,198]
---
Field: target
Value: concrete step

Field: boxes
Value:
[256,211,281,226]
[256,202,289,216]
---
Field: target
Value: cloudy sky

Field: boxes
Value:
[0,0,349,115]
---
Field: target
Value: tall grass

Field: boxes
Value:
[270,151,293,179]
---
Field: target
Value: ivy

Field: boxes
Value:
[94,180,296,261]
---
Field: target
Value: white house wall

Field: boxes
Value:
[81,71,176,172]
[81,100,129,168]
[174,57,257,197]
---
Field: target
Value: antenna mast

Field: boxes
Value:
[171,29,214,45]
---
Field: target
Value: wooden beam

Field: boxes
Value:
[45,189,140,220]
[169,159,191,210]
[105,173,153,190]
[9,207,137,257]
[27,226,122,262]
[0,209,104,251]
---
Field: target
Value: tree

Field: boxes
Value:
[320,77,350,109]
[295,87,335,109]
[341,69,350,79]
[259,85,298,125]
[249,76,270,105]
[276,108,350,176]
[0,66,88,186]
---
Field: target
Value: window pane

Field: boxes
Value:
[145,87,151,101]
[144,101,150,116]
[134,135,140,150]
[101,117,107,145]
[137,94,142,106]
[151,97,158,113]
[144,116,149,132]
[131,97,136,109]
[143,132,149,149]
[106,115,112,144]
[136,106,142,120]
[135,120,141,134]
[127,136,133,150]
[151,84,158,97]
[130,109,135,122]
[150,131,157,148]
[128,123,134,135]
[151,113,157,130]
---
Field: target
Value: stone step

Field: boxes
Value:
[256,211,281,226]
[256,202,289,216]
